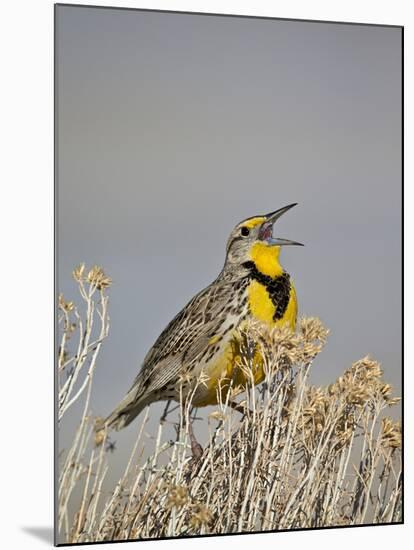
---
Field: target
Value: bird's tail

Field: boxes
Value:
[97,385,148,432]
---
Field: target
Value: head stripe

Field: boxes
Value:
[242,217,266,230]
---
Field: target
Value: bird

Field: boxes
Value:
[102,203,303,441]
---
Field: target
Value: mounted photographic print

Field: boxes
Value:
[55,4,403,545]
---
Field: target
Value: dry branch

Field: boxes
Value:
[57,267,402,543]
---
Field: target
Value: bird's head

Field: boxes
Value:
[225,203,303,277]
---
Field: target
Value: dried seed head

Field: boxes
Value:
[300,317,329,345]
[381,418,402,449]
[58,293,74,312]
[197,371,210,388]
[189,503,213,528]
[302,341,323,361]
[87,266,112,290]
[72,263,85,282]
[94,417,106,446]
[177,371,194,385]
[387,397,402,406]
[166,485,189,509]
[347,387,370,406]
[351,356,382,381]
[380,383,392,398]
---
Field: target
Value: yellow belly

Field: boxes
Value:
[193,281,297,407]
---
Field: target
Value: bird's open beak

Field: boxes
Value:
[259,203,304,246]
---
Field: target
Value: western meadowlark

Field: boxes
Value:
[103,203,302,435]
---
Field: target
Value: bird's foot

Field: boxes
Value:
[190,437,203,461]
[188,420,203,461]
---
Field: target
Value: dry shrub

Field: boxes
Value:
[57,267,402,543]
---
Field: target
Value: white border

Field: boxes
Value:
[1,1,410,549]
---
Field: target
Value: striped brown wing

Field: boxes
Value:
[131,278,233,396]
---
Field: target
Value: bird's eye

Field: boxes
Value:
[240,226,250,237]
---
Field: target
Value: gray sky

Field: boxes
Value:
[56,5,402,490]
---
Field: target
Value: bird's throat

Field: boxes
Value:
[249,242,283,278]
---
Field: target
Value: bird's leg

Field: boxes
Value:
[160,399,171,423]
[181,406,203,460]
[188,421,203,460]
[228,400,246,415]
[229,400,252,416]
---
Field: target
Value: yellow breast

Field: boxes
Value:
[192,241,297,407]
[193,279,297,407]
[247,241,297,330]
[248,279,297,331]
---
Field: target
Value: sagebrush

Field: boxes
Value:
[57,265,402,543]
